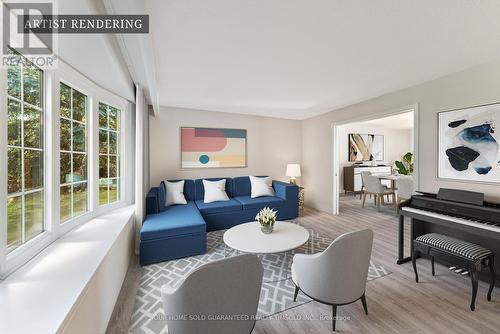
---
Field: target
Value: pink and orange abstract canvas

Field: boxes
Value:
[180,127,247,168]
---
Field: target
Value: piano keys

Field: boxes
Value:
[400,206,500,235]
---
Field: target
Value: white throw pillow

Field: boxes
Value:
[165,180,188,207]
[203,179,230,203]
[249,176,275,198]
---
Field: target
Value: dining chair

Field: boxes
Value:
[359,171,372,200]
[362,174,396,211]
[161,254,263,334]
[395,176,414,208]
[291,229,374,331]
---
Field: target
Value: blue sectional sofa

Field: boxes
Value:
[140,176,299,265]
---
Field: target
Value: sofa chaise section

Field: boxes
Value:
[140,180,207,265]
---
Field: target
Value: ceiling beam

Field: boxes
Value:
[97,0,160,116]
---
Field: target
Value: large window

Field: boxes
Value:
[6,50,44,252]
[60,83,88,222]
[2,50,128,277]
[98,102,121,206]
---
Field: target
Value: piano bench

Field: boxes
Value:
[411,233,495,311]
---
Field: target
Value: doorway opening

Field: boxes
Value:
[332,105,419,215]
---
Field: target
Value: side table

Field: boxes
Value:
[298,187,305,214]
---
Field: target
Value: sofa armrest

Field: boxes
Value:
[146,187,159,215]
[273,181,299,201]
[272,181,299,219]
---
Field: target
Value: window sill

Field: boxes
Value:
[0,205,135,334]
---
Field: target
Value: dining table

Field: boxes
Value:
[374,174,402,210]
[376,174,401,191]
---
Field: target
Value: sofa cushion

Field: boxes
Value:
[195,178,234,200]
[249,176,275,198]
[195,198,242,215]
[165,180,188,207]
[233,176,268,197]
[167,179,196,201]
[158,179,196,212]
[141,202,206,241]
[146,187,160,215]
[157,181,167,212]
[234,196,285,210]
[202,179,230,203]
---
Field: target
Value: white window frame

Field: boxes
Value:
[0,57,132,278]
[6,56,46,251]
[97,101,123,208]
[1,55,53,276]
[93,93,129,214]
[55,68,94,235]
[58,81,90,224]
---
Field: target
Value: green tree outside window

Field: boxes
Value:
[98,102,121,205]
[59,83,88,222]
[6,49,44,252]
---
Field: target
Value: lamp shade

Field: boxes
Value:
[286,164,301,177]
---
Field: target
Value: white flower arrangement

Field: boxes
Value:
[256,207,277,226]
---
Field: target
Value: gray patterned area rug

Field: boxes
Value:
[129,226,391,334]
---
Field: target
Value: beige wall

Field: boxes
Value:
[149,107,302,185]
[337,123,413,192]
[303,57,500,213]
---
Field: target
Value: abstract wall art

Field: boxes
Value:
[348,134,384,162]
[180,127,247,168]
[438,103,500,183]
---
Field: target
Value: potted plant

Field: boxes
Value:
[256,207,277,234]
[395,152,414,175]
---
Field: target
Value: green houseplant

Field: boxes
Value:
[256,207,277,234]
[395,152,414,175]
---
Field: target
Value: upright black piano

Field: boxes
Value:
[398,188,500,284]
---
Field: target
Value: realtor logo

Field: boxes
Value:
[2,1,57,68]
[1,0,149,69]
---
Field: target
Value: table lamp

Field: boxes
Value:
[286,164,301,185]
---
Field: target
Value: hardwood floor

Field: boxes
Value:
[108,195,500,333]
[106,255,142,334]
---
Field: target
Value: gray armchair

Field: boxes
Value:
[161,254,263,334]
[291,229,374,331]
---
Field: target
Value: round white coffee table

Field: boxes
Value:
[223,221,310,255]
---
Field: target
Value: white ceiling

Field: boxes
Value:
[147,0,500,120]
[358,112,414,130]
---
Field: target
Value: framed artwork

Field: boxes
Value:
[438,103,500,183]
[348,134,384,162]
[180,127,247,168]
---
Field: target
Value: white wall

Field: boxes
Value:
[149,107,302,185]
[337,123,413,192]
[59,213,134,334]
[302,57,500,213]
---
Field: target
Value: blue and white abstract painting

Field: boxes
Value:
[439,104,500,183]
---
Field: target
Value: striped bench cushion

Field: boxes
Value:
[415,233,492,260]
